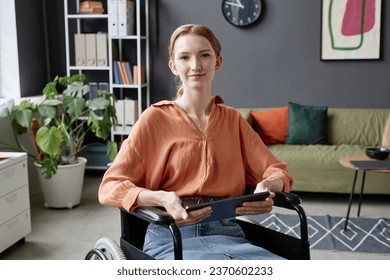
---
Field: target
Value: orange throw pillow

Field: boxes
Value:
[251,106,288,145]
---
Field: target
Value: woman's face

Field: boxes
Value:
[169,34,222,93]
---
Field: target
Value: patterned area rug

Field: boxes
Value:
[243,213,390,253]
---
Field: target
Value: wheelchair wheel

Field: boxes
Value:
[85,237,126,260]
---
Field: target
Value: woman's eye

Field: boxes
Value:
[201,53,210,58]
[179,56,189,60]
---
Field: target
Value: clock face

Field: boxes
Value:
[222,0,262,27]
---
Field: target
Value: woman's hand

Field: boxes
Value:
[235,176,283,215]
[137,190,212,225]
[235,191,275,215]
[160,192,212,225]
[174,206,212,226]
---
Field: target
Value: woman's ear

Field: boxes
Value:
[169,60,178,75]
[215,55,223,70]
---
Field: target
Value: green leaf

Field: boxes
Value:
[0,99,15,118]
[15,109,33,128]
[107,140,118,161]
[59,74,85,87]
[12,118,27,135]
[91,116,112,140]
[42,81,58,99]
[18,100,33,111]
[40,157,59,179]
[63,82,89,97]
[42,99,62,106]
[87,97,110,110]
[38,104,57,119]
[36,126,62,157]
[63,96,86,117]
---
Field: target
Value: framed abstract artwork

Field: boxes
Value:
[321,0,382,60]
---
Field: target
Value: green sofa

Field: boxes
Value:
[237,108,390,195]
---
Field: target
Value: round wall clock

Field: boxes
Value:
[222,0,262,27]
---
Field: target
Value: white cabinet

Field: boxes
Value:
[0,152,31,253]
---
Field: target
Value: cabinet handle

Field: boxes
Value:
[4,192,18,204]
[6,217,19,230]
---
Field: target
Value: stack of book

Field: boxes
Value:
[79,1,105,14]
[113,60,133,85]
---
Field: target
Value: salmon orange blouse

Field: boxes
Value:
[98,96,293,211]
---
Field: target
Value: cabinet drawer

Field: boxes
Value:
[0,186,30,225]
[0,210,31,253]
[0,161,28,197]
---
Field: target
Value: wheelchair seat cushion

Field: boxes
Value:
[143,218,284,260]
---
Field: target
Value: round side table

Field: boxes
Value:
[339,155,390,231]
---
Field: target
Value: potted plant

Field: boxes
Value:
[0,74,117,208]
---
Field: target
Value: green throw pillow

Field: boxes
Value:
[285,102,328,144]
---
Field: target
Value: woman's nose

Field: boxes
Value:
[191,58,202,72]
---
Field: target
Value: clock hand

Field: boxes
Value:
[236,0,245,8]
[225,1,245,8]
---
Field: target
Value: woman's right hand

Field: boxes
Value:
[137,190,212,225]
[160,191,212,225]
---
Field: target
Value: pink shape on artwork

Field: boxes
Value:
[342,0,376,36]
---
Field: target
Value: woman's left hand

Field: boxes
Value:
[235,176,283,215]
[235,191,275,215]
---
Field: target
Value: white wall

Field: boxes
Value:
[0,0,21,99]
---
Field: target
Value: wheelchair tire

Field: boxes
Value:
[87,237,126,260]
[85,248,109,260]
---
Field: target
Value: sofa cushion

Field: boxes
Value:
[327,109,390,146]
[285,102,328,144]
[250,106,288,145]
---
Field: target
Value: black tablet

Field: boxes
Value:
[185,191,270,222]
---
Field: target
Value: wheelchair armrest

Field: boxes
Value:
[125,206,175,225]
[273,192,302,210]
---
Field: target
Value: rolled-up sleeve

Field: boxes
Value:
[98,138,147,211]
[240,117,294,192]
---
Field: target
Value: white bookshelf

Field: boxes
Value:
[63,0,150,160]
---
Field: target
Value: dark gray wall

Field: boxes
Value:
[149,0,390,108]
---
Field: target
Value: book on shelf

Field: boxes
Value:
[108,0,119,36]
[112,61,123,84]
[124,62,133,84]
[80,0,103,7]
[79,7,104,14]
[74,34,86,66]
[96,33,108,66]
[118,0,135,36]
[118,61,130,84]
[88,82,98,99]
[79,1,104,14]
[114,99,138,134]
[124,99,138,127]
[98,82,109,92]
[133,65,145,85]
[85,33,97,66]
[114,100,124,126]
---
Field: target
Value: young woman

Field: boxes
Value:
[98,24,293,259]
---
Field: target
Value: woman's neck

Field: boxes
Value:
[176,92,211,119]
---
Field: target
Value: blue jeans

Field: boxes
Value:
[143,218,285,260]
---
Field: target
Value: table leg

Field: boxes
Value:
[345,169,359,231]
[357,171,366,217]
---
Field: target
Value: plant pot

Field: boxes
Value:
[34,157,87,209]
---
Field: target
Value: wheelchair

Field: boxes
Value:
[85,191,310,260]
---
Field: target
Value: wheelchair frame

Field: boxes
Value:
[86,192,310,260]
